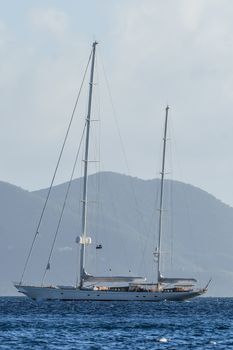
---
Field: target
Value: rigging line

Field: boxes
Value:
[140,179,160,277]
[170,178,174,270]
[169,115,198,271]
[41,121,87,286]
[75,152,85,287]
[99,49,150,276]
[19,48,93,285]
[167,124,174,271]
[98,161,125,272]
[90,57,101,270]
[98,49,149,238]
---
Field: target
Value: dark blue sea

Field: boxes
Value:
[0,297,232,349]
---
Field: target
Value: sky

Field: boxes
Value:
[0,0,233,206]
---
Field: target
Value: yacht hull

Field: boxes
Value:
[14,284,206,302]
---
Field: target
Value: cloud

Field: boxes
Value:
[180,0,205,32]
[29,7,69,39]
[57,246,73,252]
[0,20,11,51]
[1,0,233,205]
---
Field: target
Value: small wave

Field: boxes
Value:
[158,337,168,343]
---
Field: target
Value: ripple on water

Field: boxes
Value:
[1,298,233,349]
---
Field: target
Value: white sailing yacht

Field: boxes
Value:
[14,42,208,301]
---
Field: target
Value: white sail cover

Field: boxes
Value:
[83,271,146,283]
[159,273,197,284]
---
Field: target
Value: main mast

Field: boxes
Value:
[157,105,169,284]
[78,41,98,288]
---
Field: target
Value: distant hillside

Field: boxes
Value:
[1,172,233,296]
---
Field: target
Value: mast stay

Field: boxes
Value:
[19,46,93,286]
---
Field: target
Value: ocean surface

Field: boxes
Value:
[0,297,233,349]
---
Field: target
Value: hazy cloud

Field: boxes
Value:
[29,7,69,39]
[0,0,233,206]
[57,246,73,253]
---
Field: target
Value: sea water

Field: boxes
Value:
[0,297,233,349]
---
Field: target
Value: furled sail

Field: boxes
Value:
[83,271,146,283]
[158,273,197,284]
